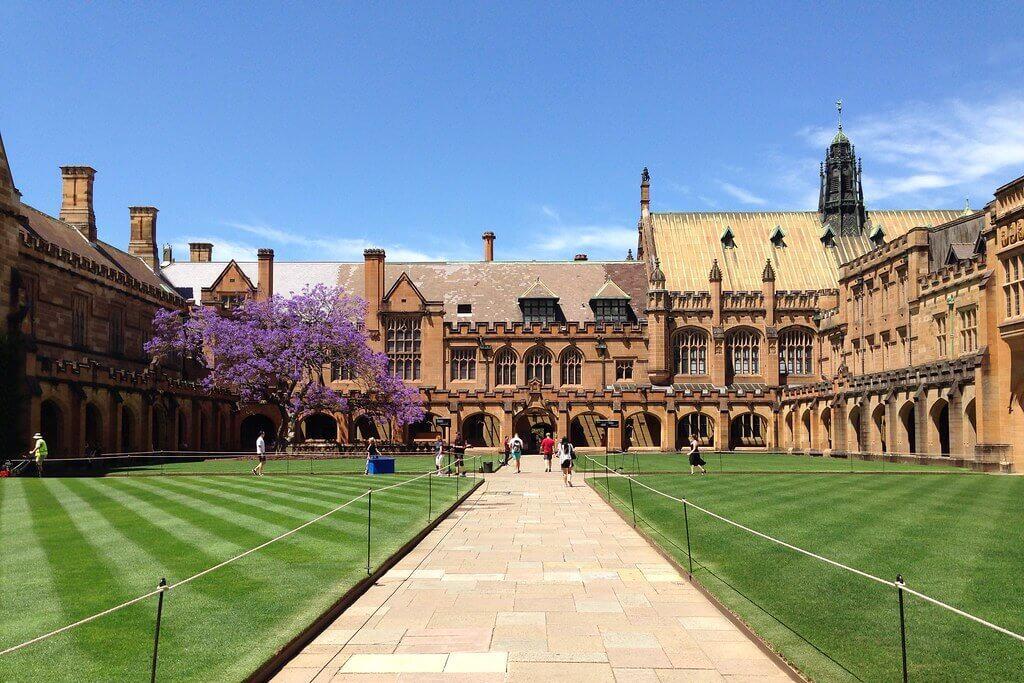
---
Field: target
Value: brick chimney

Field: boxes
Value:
[364,249,386,338]
[482,231,495,261]
[162,243,174,264]
[128,206,159,270]
[60,166,97,242]
[189,242,213,262]
[640,167,650,220]
[257,248,274,301]
[574,254,588,261]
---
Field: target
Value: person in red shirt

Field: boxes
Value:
[540,433,555,472]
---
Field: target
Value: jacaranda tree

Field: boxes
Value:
[145,284,424,448]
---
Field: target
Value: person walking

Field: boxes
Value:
[252,430,267,476]
[365,437,380,475]
[502,436,511,466]
[509,433,524,474]
[434,436,446,475]
[452,433,466,477]
[558,436,575,487]
[688,435,707,475]
[540,432,555,472]
[29,432,47,477]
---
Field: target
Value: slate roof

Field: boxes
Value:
[161,259,649,324]
[651,210,962,291]
[927,211,986,272]
[18,203,178,296]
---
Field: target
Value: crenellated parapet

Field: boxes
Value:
[918,254,987,294]
[444,319,646,336]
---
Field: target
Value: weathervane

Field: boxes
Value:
[836,99,843,130]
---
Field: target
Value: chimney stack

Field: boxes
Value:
[482,231,495,261]
[257,248,275,301]
[60,166,97,242]
[574,254,588,261]
[363,248,386,338]
[189,242,213,262]
[162,243,174,264]
[128,206,159,270]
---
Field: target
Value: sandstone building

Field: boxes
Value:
[0,133,230,459]
[5,120,1024,470]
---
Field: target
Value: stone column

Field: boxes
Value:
[664,407,677,452]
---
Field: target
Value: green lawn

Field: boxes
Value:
[0,468,478,681]
[598,450,968,474]
[584,462,1024,681]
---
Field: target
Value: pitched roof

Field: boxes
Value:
[591,278,631,300]
[650,210,962,291]
[18,202,177,295]
[162,260,649,323]
[519,278,559,300]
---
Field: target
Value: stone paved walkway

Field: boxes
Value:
[273,456,791,682]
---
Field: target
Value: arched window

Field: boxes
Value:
[727,329,760,375]
[560,347,583,385]
[495,348,517,386]
[450,347,477,381]
[525,348,553,385]
[674,328,708,375]
[779,327,814,375]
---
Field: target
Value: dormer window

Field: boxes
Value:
[721,226,736,249]
[820,225,836,248]
[769,225,786,248]
[591,278,632,324]
[519,278,560,324]
[869,225,885,247]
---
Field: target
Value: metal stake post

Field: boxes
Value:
[428,471,432,521]
[897,574,909,683]
[682,500,693,578]
[605,451,610,501]
[366,489,372,575]
[150,578,167,683]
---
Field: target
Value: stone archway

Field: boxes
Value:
[930,399,950,456]
[85,403,104,453]
[871,403,886,453]
[801,409,812,450]
[120,405,136,452]
[301,413,338,442]
[624,412,661,450]
[463,412,500,448]
[241,414,277,451]
[848,405,863,452]
[353,415,382,442]
[677,412,714,449]
[569,412,607,449]
[40,399,64,458]
[515,409,557,453]
[898,401,916,454]
[729,412,767,449]
[963,398,978,455]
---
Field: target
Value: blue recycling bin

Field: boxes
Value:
[366,457,395,474]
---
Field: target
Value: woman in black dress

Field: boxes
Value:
[688,436,707,475]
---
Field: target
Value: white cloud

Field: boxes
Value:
[537,224,637,258]
[718,181,767,205]
[800,96,1024,205]
[174,237,258,262]
[224,221,442,261]
[540,205,561,222]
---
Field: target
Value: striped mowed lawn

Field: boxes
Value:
[598,450,968,474]
[588,466,1024,681]
[0,469,471,682]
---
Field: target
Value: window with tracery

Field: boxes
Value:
[1005,254,1024,319]
[779,328,814,375]
[495,348,517,386]
[450,347,477,381]
[674,328,708,375]
[727,329,760,375]
[386,317,421,380]
[958,307,978,354]
[525,348,553,385]
[561,348,583,385]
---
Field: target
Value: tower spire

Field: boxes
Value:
[836,98,843,131]
[819,102,866,236]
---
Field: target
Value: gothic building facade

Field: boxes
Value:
[0,133,231,459]
[6,120,1024,470]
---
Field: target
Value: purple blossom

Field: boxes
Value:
[146,285,424,446]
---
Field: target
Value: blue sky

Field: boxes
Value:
[2,2,1023,263]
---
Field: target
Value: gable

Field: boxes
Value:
[206,260,255,294]
[383,272,428,312]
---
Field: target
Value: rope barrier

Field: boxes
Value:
[581,453,1024,646]
[0,456,481,658]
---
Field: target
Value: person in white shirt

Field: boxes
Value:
[557,437,575,486]
[252,431,267,476]
[509,434,524,474]
[434,436,446,475]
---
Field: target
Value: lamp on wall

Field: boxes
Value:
[595,337,608,357]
